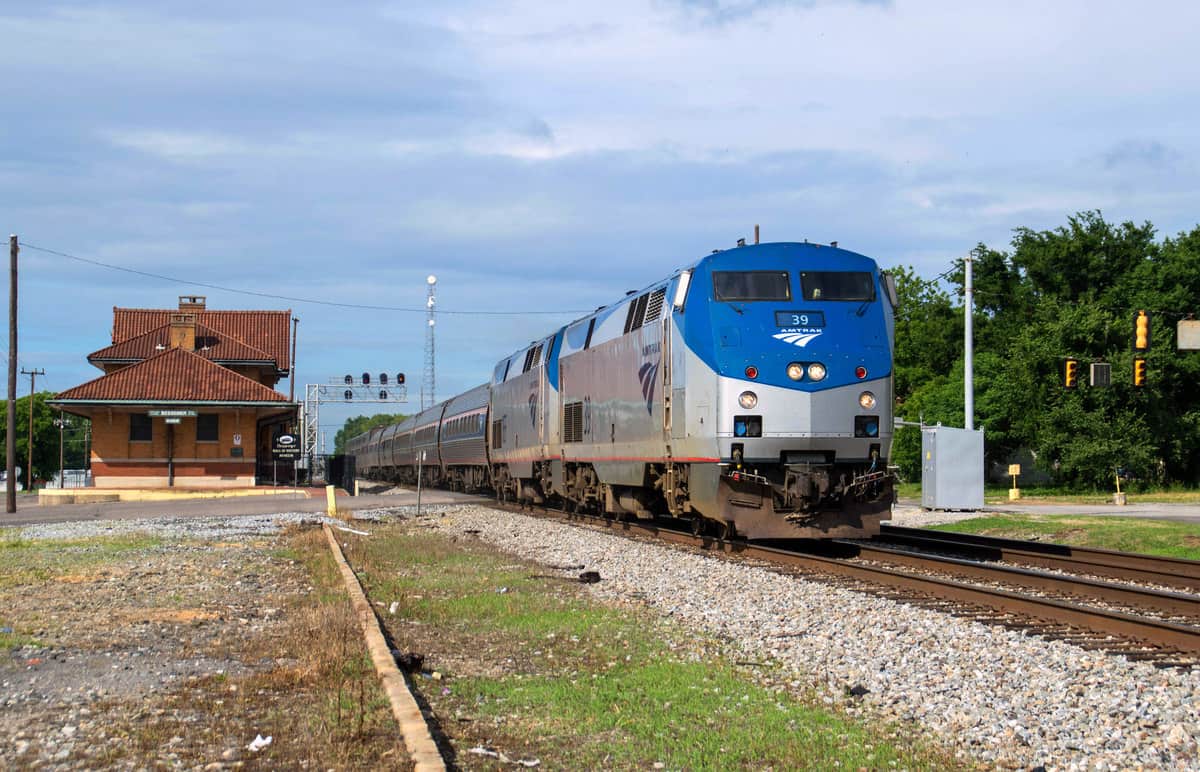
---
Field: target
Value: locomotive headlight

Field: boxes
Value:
[786,362,805,381]
[858,391,877,409]
[807,363,827,382]
[738,391,758,409]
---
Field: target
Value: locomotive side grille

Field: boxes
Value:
[643,287,666,324]
[492,420,504,449]
[563,401,584,443]
[624,292,651,333]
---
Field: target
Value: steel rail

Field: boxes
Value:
[547,510,1200,655]
[829,540,1200,618]
[879,524,1200,591]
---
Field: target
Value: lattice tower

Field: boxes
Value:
[422,275,437,409]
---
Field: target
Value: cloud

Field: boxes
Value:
[1103,140,1180,171]
[668,0,890,24]
[103,130,253,161]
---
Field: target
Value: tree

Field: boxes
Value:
[0,392,90,488]
[334,413,406,454]
[895,210,1200,488]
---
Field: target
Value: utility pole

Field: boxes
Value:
[55,411,67,488]
[7,235,17,512]
[21,368,44,490]
[963,253,974,431]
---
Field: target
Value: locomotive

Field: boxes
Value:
[348,241,897,539]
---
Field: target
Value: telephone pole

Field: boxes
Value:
[21,368,44,490]
[7,235,17,512]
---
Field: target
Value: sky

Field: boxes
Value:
[3,0,1199,444]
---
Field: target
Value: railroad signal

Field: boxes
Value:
[1062,358,1079,388]
[1134,310,1151,351]
[396,372,406,385]
[1133,358,1147,388]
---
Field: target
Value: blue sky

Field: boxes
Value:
[4,1,1199,441]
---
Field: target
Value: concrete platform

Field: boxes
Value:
[38,486,315,506]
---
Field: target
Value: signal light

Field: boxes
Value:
[1134,358,1147,387]
[344,389,353,400]
[1063,358,1079,389]
[1134,310,1151,351]
[745,365,759,379]
[397,373,406,385]
[362,372,371,385]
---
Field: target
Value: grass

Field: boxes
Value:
[896,480,1200,505]
[1,525,408,769]
[0,532,165,587]
[346,524,959,770]
[926,513,1200,559]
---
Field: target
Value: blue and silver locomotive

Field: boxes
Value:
[351,241,896,539]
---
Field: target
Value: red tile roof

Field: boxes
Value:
[88,322,276,366]
[113,308,291,371]
[53,347,291,403]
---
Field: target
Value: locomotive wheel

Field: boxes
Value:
[690,516,703,537]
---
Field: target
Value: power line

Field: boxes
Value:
[22,242,589,316]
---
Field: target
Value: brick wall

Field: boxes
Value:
[91,410,262,487]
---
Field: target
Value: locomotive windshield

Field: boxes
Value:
[799,271,875,301]
[712,271,791,301]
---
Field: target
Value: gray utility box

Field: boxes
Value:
[921,425,984,510]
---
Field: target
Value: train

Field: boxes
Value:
[348,240,897,539]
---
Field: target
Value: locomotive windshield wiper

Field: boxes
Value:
[855,301,870,317]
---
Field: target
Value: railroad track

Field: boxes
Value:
[484,500,1200,667]
[877,523,1200,593]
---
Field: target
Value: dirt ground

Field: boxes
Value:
[0,528,404,770]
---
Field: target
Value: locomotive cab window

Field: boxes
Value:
[712,271,791,301]
[800,271,875,301]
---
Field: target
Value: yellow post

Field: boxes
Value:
[1008,464,1021,501]
[1114,470,1126,506]
[326,484,337,516]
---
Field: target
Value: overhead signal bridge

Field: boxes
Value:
[300,373,409,475]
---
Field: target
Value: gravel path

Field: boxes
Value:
[421,504,1200,771]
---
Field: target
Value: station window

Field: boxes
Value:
[129,414,152,442]
[196,414,219,442]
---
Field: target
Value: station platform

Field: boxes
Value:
[38,485,322,506]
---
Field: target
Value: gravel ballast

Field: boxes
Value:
[8,503,1200,769]
[419,504,1200,770]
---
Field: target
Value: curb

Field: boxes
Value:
[322,523,445,771]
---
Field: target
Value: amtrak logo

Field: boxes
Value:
[773,330,822,347]
[638,361,660,415]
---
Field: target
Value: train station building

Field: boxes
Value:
[50,296,298,488]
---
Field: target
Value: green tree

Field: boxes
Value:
[334,413,406,454]
[0,392,90,488]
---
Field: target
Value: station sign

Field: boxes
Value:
[272,433,300,459]
[149,410,197,418]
